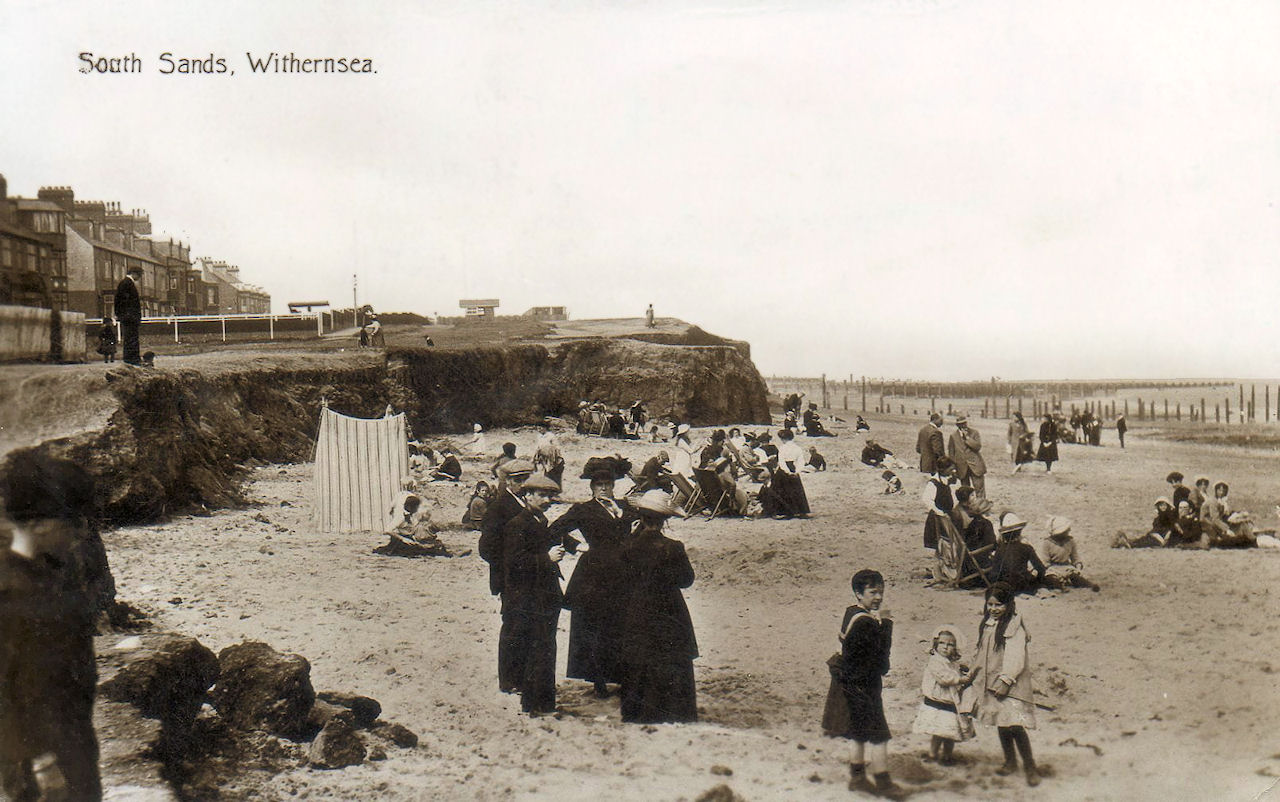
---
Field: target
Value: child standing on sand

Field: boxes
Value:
[963,582,1043,787]
[913,626,975,764]
[821,569,905,798]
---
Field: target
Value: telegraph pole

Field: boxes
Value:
[352,274,358,328]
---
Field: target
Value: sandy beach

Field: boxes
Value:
[101,412,1280,800]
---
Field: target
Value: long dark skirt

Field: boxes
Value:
[922,511,958,551]
[620,657,697,724]
[1036,442,1058,465]
[770,472,810,516]
[1014,438,1035,465]
[565,607,622,684]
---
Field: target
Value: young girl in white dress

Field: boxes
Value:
[912,626,974,764]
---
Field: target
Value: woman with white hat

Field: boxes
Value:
[668,424,696,478]
[618,490,698,723]
[989,513,1046,594]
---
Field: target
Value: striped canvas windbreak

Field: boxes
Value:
[312,406,409,533]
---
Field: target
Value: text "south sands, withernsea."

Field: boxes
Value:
[77,52,376,76]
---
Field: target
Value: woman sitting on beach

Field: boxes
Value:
[1202,482,1257,549]
[1114,497,1179,548]
[1172,500,1208,549]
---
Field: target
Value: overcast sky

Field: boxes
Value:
[2,0,1277,380]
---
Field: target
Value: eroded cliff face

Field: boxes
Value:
[391,339,770,432]
[2,339,769,527]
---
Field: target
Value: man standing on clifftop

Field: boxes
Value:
[113,265,143,366]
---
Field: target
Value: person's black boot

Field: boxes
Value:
[872,771,906,799]
[848,763,876,794]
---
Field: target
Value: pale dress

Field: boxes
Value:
[912,653,975,740]
[973,617,1037,729]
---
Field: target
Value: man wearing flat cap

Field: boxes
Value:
[478,459,535,693]
[1,453,103,801]
[502,474,573,714]
[948,415,987,497]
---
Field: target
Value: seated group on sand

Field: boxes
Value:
[635,427,813,519]
[576,399,649,439]
[922,460,1100,594]
[1114,471,1277,550]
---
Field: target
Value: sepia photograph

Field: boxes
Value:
[1,1,1278,799]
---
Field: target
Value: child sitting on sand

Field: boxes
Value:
[989,513,1046,594]
[913,626,975,765]
[804,446,827,472]
[1040,517,1100,591]
[378,493,452,557]
[882,470,903,495]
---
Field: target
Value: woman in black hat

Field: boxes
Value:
[618,491,698,723]
[551,471,634,696]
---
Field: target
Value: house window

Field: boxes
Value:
[0,239,11,268]
[31,212,62,233]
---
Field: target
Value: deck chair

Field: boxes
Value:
[692,468,732,519]
[669,473,704,517]
[934,525,995,589]
[623,468,649,497]
[591,410,609,436]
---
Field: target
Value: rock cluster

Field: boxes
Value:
[98,632,420,791]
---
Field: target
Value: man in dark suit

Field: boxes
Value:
[551,471,634,697]
[501,474,568,715]
[477,459,534,693]
[113,266,144,366]
[916,413,945,473]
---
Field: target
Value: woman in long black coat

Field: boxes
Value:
[618,491,698,724]
[550,471,633,696]
[1036,415,1059,472]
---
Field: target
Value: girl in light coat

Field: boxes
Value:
[963,582,1042,787]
